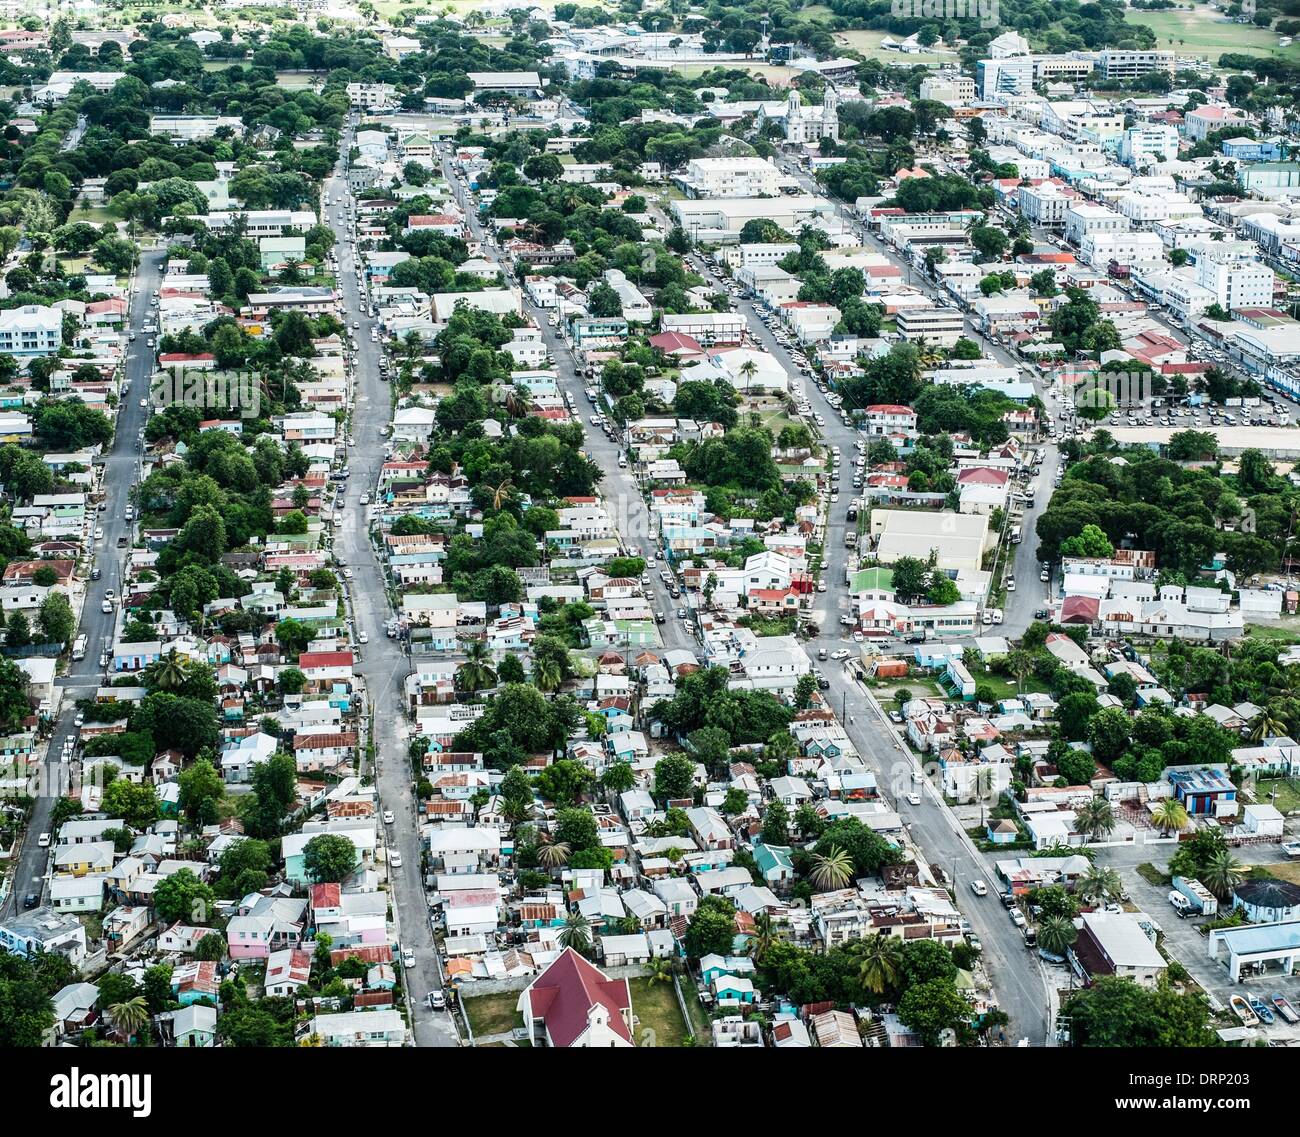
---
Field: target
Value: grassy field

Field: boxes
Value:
[463,991,523,1040]
[628,977,691,1047]
[1256,860,1300,886]
[1255,777,1300,815]
[1124,6,1300,61]
[1245,624,1300,643]
[833,29,951,65]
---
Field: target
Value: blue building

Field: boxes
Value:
[1221,136,1284,163]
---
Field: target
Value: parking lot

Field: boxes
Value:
[1119,854,1300,1043]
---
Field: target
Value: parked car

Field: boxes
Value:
[389,850,403,869]
[383,811,395,825]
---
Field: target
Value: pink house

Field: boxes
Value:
[226,893,306,960]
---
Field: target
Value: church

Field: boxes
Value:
[757,88,840,146]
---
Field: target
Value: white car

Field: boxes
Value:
[94,527,104,540]
[830,649,851,660]
[359,493,370,505]
[383,810,395,825]
[905,792,922,806]
[342,567,353,579]
[402,948,416,969]
[138,398,148,409]
[389,850,403,869]
[37,832,50,848]
[358,632,368,644]
[971,880,988,896]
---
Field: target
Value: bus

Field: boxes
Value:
[72,635,87,661]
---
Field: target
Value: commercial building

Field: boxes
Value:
[679,156,782,199]
[897,305,965,347]
[869,509,991,575]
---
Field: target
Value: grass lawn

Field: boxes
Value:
[833,29,950,64]
[1255,777,1300,816]
[1124,6,1300,62]
[1252,860,1300,886]
[628,977,691,1047]
[1136,862,1172,887]
[1246,624,1300,644]
[463,991,523,1040]
[966,663,1049,701]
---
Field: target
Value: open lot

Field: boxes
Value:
[832,28,951,64]
[463,991,523,1040]
[1255,778,1300,817]
[628,976,691,1047]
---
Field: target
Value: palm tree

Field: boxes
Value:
[484,479,513,511]
[645,956,675,984]
[809,844,854,891]
[738,356,758,394]
[154,648,187,691]
[455,638,496,694]
[747,910,775,965]
[1272,664,1300,702]
[1005,648,1034,694]
[1250,707,1287,743]
[108,996,150,1042]
[1076,797,1116,842]
[533,655,563,696]
[1201,848,1244,899]
[857,932,903,995]
[1077,864,1122,906]
[1037,914,1078,957]
[558,910,590,952]
[504,384,533,419]
[536,839,570,869]
[1152,797,1189,835]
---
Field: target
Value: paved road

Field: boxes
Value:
[439,146,696,655]
[327,125,458,1047]
[5,250,162,915]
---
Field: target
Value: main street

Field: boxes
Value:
[439,147,696,654]
[326,123,458,1047]
[5,249,162,916]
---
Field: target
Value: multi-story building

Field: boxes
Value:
[896,305,965,347]
[919,73,975,104]
[976,57,1034,99]
[1019,182,1073,228]
[149,115,242,141]
[0,305,62,358]
[1098,49,1175,80]
[679,156,782,199]
[1195,251,1274,312]
[345,82,397,109]
[1064,202,1128,246]
[1118,123,1181,169]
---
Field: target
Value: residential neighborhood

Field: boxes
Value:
[2,0,1300,1085]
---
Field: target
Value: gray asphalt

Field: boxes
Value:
[5,250,162,916]
[324,123,459,1046]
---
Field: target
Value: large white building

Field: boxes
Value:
[345,82,397,109]
[0,305,62,358]
[1118,123,1181,169]
[897,305,965,347]
[149,115,242,141]
[1081,231,1166,269]
[1196,251,1274,311]
[679,156,782,199]
[1064,202,1128,246]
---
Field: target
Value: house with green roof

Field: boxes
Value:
[753,842,795,888]
[849,567,895,599]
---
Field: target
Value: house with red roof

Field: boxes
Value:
[1059,595,1099,625]
[649,330,704,357]
[516,948,635,1048]
[864,404,918,438]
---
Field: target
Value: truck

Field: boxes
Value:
[844,532,857,549]
[1170,876,1218,917]
[72,635,87,661]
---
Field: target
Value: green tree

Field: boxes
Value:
[897,978,971,1045]
[302,833,358,883]
[653,753,696,801]
[153,868,216,925]
[683,895,737,959]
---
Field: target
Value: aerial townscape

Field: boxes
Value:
[6,0,1300,1070]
